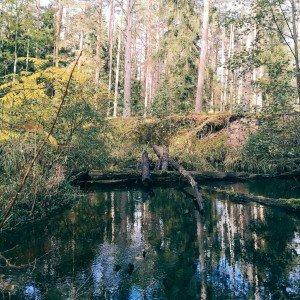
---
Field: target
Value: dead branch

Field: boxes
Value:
[0,51,83,229]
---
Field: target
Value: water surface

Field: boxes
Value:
[0,187,299,299]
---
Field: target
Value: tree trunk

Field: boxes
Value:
[113,29,121,117]
[161,147,169,171]
[251,27,258,111]
[237,67,243,105]
[25,38,30,72]
[78,30,84,68]
[291,0,300,104]
[195,0,210,113]
[13,13,19,81]
[53,0,63,67]
[144,0,154,117]
[108,0,115,91]
[141,151,151,184]
[123,0,133,117]
[220,26,226,111]
[228,24,235,111]
[152,145,204,211]
[94,0,103,85]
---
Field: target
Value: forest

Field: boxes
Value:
[0,0,299,299]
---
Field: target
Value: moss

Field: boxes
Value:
[89,113,299,175]
[96,113,234,172]
[203,187,300,212]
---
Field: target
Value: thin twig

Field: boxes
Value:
[0,252,28,269]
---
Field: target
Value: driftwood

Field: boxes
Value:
[141,151,151,185]
[152,145,204,211]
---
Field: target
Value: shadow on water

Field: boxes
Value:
[0,186,299,299]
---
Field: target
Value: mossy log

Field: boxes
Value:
[83,169,297,185]
[200,186,300,213]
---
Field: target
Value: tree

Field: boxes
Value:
[123,0,133,117]
[258,0,300,104]
[53,0,63,67]
[108,0,114,91]
[113,27,121,117]
[94,0,103,85]
[195,0,210,112]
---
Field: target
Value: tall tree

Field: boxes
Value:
[53,0,63,67]
[195,0,210,112]
[123,0,133,117]
[108,0,114,91]
[144,0,154,116]
[113,28,121,117]
[265,0,300,103]
[94,0,103,85]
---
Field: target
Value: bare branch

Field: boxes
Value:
[278,3,294,38]
[269,2,296,58]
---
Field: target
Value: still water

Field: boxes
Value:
[0,187,299,299]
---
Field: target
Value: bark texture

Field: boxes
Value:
[123,0,133,117]
[195,0,210,113]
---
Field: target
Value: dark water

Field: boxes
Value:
[0,187,299,299]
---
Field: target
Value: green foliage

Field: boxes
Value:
[0,134,82,226]
[240,115,300,173]
[0,0,54,83]
[0,66,113,227]
[152,0,199,115]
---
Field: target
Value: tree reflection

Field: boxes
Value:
[0,187,299,299]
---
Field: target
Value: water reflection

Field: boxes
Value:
[0,188,299,299]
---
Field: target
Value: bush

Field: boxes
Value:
[239,115,300,174]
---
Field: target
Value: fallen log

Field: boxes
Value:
[141,151,151,185]
[85,169,299,184]
[161,147,169,171]
[181,186,300,213]
[152,145,204,211]
[200,186,300,213]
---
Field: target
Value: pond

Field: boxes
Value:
[0,185,299,299]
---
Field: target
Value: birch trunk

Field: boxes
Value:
[195,0,210,113]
